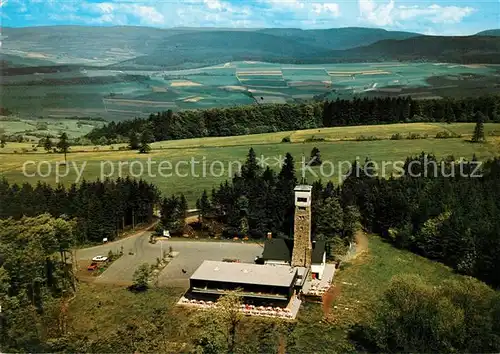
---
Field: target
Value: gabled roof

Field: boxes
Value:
[261,238,327,264]
[261,238,293,262]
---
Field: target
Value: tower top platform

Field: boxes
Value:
[294,185,312,192]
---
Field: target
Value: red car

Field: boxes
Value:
[87,262,98,271]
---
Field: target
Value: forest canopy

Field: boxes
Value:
[86,96,500,144]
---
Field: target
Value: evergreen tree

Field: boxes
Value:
[128,132,140,150]
[138,130,152,154]
[43,136,53,153]
[132,263,152,290]
[343,205,360,241]
[316,196,344,238]
[160,194,186,234]
[472,112,486,143]
[178,193,188,228]
[56,133,70,162]
[277,153,297,236]
[241,148,261,181]
[196,190,211,224]
[309,147,322,166]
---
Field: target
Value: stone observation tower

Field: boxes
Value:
[291,185,313,268]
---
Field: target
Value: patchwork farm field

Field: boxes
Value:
[1,122,500,206]
[0,117,104,140]
[2,62,499,120]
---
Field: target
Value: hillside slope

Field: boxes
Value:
[113,33,500,68]
[112,30,332,69]
[0,26,419,69]
[2,26,499,68]
[258,27,419,50]
[476,29,500,36]
[338,35,500,63]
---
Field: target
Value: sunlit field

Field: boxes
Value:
[1,122,499,206]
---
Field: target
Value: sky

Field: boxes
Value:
[0,0,499,35]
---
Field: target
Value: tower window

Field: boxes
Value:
[298,207,306,211]
[297,197,308,203]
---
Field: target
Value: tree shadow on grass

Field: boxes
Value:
[127,284,148,293]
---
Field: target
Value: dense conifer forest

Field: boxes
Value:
[86,96,500,143]
[0,178,159,244]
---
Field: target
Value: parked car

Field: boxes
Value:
[87,262,98,271]
[92,255,108,262]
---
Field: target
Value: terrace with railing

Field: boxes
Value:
[178,296,298,319]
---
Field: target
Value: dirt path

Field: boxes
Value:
[322,231,368,321]
[77,221,158,253]
[353,231,369,258]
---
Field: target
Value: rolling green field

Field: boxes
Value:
[2,61,499,120]
[1,123,499,206]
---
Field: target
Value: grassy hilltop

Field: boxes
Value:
[1,122,500,205]
[64,235,467,352]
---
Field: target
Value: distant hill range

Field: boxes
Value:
[476,29,500,36]
[1,26,499,69]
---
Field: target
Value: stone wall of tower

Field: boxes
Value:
[291,205,312,268]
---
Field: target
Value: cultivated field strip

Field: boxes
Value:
[3,61,498,118]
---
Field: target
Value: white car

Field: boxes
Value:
[92,256,108,262]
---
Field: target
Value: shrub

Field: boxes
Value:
[436,131,462,139]
[281,136,291,143]
[390,133,403,140]
[406,133,428,140]
[356,135,380,141]
[130,263,152,291]
[305,135,326,143]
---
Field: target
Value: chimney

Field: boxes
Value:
[267,232,272,240]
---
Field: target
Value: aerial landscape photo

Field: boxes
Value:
[1,0,500,352]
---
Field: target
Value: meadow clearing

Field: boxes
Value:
[1,122,499,206]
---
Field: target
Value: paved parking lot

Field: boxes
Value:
[76,232,263,287]
[158,241,263,287]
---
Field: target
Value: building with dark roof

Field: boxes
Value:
[183,185,330,317]
[261,238,327,279]
[261,238,294,265]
